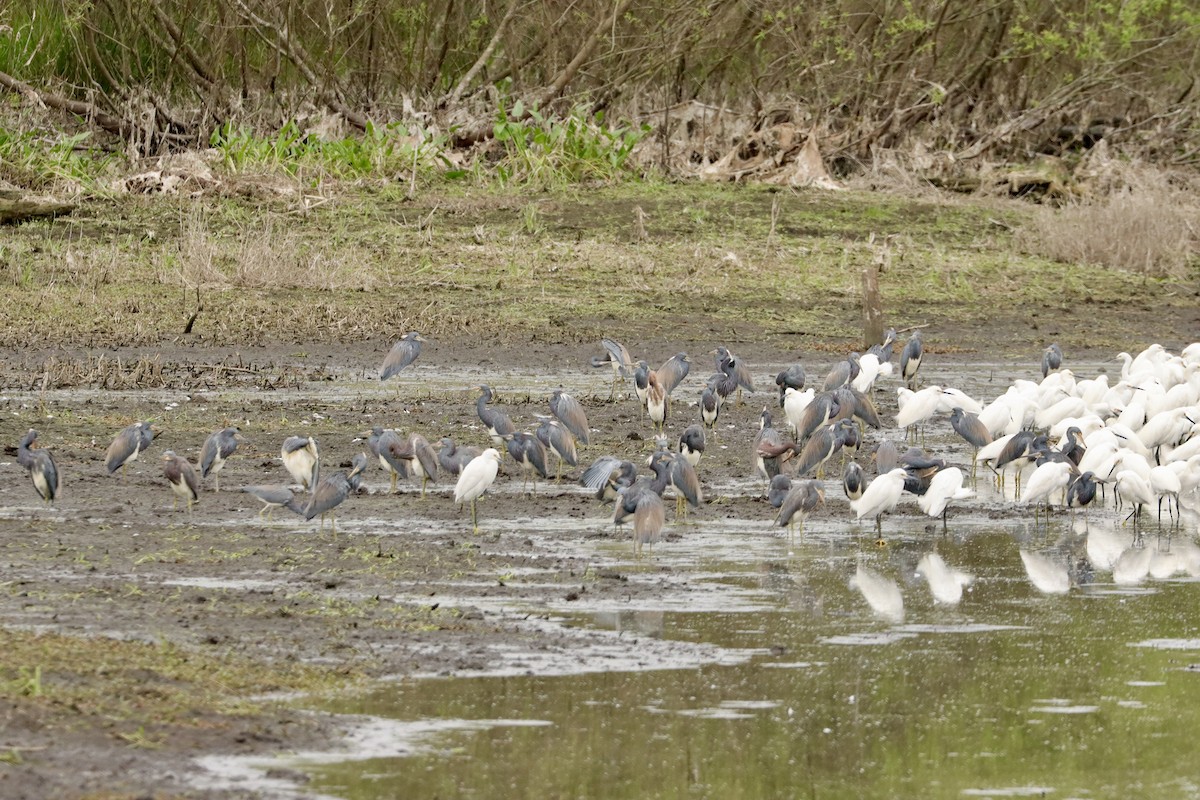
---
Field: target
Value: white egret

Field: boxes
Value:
[454,448,503,534]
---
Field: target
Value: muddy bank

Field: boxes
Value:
[0,335,1178,798]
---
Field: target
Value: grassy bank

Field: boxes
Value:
[4,180,1193,357]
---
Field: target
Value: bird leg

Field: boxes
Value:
[874,515,886,547]
[389,472,398,494]
[470,498,479,534]
[214,474,220,493]
[420,476,428,500]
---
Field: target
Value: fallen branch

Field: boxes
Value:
[0,69,132,139]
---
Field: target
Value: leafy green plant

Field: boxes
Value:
[491,101,650,186]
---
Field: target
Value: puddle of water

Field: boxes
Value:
[267,519,1200,800]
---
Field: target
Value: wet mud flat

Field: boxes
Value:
[0,345,1193,798]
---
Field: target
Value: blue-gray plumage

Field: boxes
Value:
[304,471,352,533]
[843,461,865,501]
[867,328,898,363]
[591,338,634,397]
[405,434,438,497]
[363,427,405,491]
[1060,426,1086,467]
[505,431,549,495]
[632,492,666,557]
[536,417,577,482]
[753,409,796,482]
[901,330,923,390]
[776,480,824,537]
[949,407,992,449]
[613,456,671,527]
[656,450,702,519]
[898,446,947,474]
[19,429,58,505]
[842,386,881,429]
[874,439,899,474]
[106,421,160,478]
[281,435,319,491]
[822,353,860,391]
[714,346,754,403]
[241,485,304,519]
[550,389,590,445]
[700,384,720,432]
[795,391,839,441]
[437,437,482,477]
[655,353,691,396]
[16,429,36,470]
[1041,342,1064,378]
[708,368,738,403]
[678,424,705,467]
[376,431,438,495]
[793,419,852,478]
[580,455,637,502]
[199,426,244,492]
[162,450,199,513]
[347,452,369,493]
[380,331,426,380]
[476,385,515,446]
[775,363,806,407]
[768,474,792,508]
[634,360,651,411]
[1067,470,1101,510]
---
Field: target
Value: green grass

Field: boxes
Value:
[2,178,1194,354]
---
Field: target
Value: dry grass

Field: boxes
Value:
[171,207,381,291]
[1017,164,1199,278]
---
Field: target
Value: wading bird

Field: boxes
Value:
[437,437,482,477]
[304,471,353,534]
[476,385,516,447]
[917,467,974,529]
[678,424,705,467]
[901,330,923,390]
[380,331,426,380]
[550,389,590,445]
[850,468,909,545]
[105,421,160,479]
[199,426,245,492]
[18,429,59,506]
[455,448,503,534]
[241,485,304,519]
[580,455,638,502]
[162,450,199,514]
[281,436,319,491]
[590,338,634,397]
[776,479,824,540]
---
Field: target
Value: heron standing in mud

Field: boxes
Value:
[455,448,503,534]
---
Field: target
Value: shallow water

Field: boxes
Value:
[291,504,1200,799]
[177,357,1200,799]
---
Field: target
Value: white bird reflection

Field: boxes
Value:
[1086,526,1133,572]
[850,564,904,623]
[1112,545,1153,586]
[916,552,974,605]
[1019,549,1070,594]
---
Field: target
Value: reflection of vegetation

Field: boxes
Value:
[309,531,1200,798]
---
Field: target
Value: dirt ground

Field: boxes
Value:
[0,315,1197,798]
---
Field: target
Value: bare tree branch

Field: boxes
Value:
[443,0,524,108]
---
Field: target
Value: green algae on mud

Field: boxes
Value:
[3,183,1194,356]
